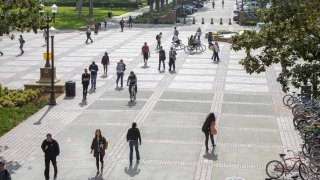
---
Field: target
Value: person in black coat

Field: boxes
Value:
[91,129,108,175]
[0,161,11,180]
[101,52,110,76]
[82,68,90,100]
[126,122,141,166]
[41,133,60,180]
[202,113,216,151]
[89,61,99,89]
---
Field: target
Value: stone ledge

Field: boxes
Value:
[24,81,65,93]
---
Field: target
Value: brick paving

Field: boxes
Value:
[0,0,303,180]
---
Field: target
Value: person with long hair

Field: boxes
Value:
[202,113,217,151]
[91,129,108,175]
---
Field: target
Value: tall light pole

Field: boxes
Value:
[45,13,51,68]
[49,26,57,106]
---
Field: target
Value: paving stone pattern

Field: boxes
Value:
[0,1,300,180]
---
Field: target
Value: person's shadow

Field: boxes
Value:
[124,163,141,177]
[88,173,105,180]
[79,99,88,107]
[203,149,218,161]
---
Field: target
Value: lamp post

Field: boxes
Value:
[51,4,58,25]
[49,26,57,106]
[45,14,51,68]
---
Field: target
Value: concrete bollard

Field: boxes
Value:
[211,18,213,24]
[202,18,204,24]
[193,17,195,24]
[184,17,186,24]
[220,18,223,25]
[229,18,232,25]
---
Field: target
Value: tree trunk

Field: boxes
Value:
[150,0,154,13]
[161,0,165,11]
[156,0,160,11]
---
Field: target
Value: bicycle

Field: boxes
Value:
[171,41,185,50]
[265,150,309,180]
[128,84,136,102]
[184,43,204,53]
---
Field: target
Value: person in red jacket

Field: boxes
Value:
[141,42,150,67]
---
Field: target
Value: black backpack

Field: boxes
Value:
[156,35,159,40]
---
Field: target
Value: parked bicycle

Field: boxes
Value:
[265,150,309,180]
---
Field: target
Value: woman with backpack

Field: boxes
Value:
[202,112,217,151]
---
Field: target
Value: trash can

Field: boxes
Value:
[65,81,76,97]
[107,11,112,18]
[301,85,312,102]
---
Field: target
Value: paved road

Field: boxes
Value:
[0,1,301,180]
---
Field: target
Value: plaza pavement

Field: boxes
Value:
[0,0,302,179]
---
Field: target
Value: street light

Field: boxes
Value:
[49,26,57,106]
[51,4,58,25]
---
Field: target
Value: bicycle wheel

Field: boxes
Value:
[286,96,297,107]
[201,43,206,51]
[299,163,309,180]
[310,145,320,161]
[283,94,293,106]
[302,142,311,158]
[292,104,304,116]
[179,44,185,50]
[171,44,177,50]
[266,160,284,178]
[196,45,203,53]
[309,160,320,174]
[297,120,310,132]
[184,45,191,53]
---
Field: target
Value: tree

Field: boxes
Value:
[161,0,165,11]
[149,0,154,12]
[0,0,44,34]
[232,0,320,97]
[155,0,160,11]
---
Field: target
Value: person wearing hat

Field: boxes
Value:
[101,52,110,76]
[0,161,11,180]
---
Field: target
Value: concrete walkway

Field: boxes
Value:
[0,0,301,179]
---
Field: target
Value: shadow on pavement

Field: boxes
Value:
[89,88,96,94]
[33,106,53,125]
[203,149,218,161]
[88,173,105,180]
[115,86,124,91]
[0,157,22,175]
[126,101,136,108]
[79,100,88,107]
[124,163,141,177]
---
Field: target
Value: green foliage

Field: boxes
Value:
[0,0,45,34]
[0,87,41,107]
[232,0,320,97]
[0,98,48,137]
[43,0,140,8]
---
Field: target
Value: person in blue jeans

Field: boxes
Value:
[116,59,126,88]
[126,122,141,166]
[89,61,98,89]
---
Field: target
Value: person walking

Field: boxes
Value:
[0,33,3,56]
[101,52,110,76]
[213,42,220,61]
[0,161,11,180]
[222,0,224,8]
[173,27,179,38]
[90,129,108,175]
[116,59,126,88]
[158,46,166,71]
[94,22,99,35]
[119,18,125,32]
[41,133,60,180]
[212,0,215,9]
[128,15,133,28]
[202,113,217,151]
[82,68,90,100]
[85,26,93,43]
[19,35,25,54]
[126,122,141,166]
[195,27,202,40]
[89,61,98,89]
[208,32,213,46]
[127,71,138,102]
[156,32,162,50]
[168,47,177,71]
[43,29,48,44]
[141,42,150,67]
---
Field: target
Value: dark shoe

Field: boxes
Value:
[54,174,57,178]
[206,147,209,151]
[96,170,99,175]
[213,144,216,148]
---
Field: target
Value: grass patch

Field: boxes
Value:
[44,6,135,29]
[0,97,48,137]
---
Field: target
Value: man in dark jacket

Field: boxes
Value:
[0,161,11,180]
[158,46,166,71]
[101,52,110,76]
[89,61,99,89]
[41,134,60,180]
[82,68,90,100]
[126,122,141,166]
